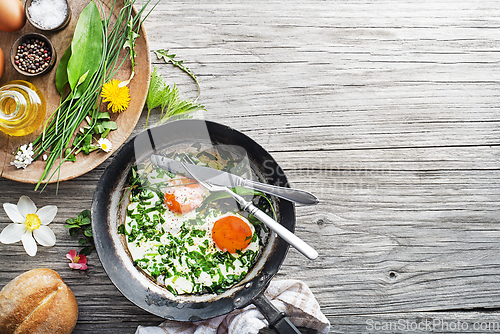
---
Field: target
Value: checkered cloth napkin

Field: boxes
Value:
[135,279,330,334]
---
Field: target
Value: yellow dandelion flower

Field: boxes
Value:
[101,79,131,113]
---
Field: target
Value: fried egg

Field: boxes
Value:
[122,169,262,295]
[163,176,207,214]
[212,214,255,253]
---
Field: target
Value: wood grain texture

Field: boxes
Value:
[2,0,500,332]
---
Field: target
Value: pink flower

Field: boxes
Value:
[66,249,88,270]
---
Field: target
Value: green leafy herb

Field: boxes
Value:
[144,66,205,128]
[122,19,140,84]
[69,113,118,155]
[67,1,103,96]
[30,0,157,192]
[160,84,203,120]
[117,224,127,235]
[65,209,95,256]
[55,45,71,96]
[155,49,201,99]
[146,67,169,111]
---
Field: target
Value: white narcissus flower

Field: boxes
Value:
[0,195,57,256]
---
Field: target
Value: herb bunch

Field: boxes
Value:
[145,66,206,128]
[31,0,157,192]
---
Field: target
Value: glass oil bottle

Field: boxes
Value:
[0,80,46,136]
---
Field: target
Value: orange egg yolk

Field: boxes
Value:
[212,215,253,253]
[164,177,201,214]
[164,193,192,214]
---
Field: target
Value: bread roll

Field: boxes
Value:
[0,268,78,334]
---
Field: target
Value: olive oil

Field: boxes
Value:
[0,80,46,136]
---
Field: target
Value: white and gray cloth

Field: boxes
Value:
[135,280,330,334]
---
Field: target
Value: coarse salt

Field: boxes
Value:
[28,0,68,30]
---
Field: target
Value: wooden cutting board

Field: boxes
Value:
[0,0,150,184]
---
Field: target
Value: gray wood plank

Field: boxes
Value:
[2,0,500,332]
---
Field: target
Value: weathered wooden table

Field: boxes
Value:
[2,0,500,333]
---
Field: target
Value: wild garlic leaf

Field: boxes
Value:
[55,45,71,96]
[67,1,103,96]
[100,121,118,131]
[97,112,110,120]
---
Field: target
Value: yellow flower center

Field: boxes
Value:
[73,255,80,263]
[101,143,108,150]
[25,213,41,230]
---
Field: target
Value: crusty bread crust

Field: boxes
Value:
[0,268,78,334]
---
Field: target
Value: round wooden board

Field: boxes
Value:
[0,0,150,184]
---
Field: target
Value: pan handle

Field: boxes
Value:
[252,292,302,334]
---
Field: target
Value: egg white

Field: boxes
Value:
[124,185,260,295]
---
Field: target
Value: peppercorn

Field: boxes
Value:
[14,38,52,74]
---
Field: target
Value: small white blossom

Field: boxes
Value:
[97,138,112,153]
[11,143,34,169]
[42,154,47,161]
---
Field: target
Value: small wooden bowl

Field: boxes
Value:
[25,0,71,32]
[10,33,57,77]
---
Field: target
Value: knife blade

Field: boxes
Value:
[149,154,319,205]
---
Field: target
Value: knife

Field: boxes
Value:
[149,154,319,205]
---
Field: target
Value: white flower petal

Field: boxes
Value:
[17,196,37,217]
[21,231,37,256]
[36,206,58,225]
[3,203,25,223]
[0,223,26,244]
[98,138,113,153]
[33,226,56,246]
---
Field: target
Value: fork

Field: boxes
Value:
[181,161,319,260]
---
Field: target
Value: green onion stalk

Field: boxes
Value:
[31,0,157,192]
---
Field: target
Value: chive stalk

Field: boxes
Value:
[32,0,157,192]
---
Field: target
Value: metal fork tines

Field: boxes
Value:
[180,160,318,260]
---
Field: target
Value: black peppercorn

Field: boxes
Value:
[14,38,52,75]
